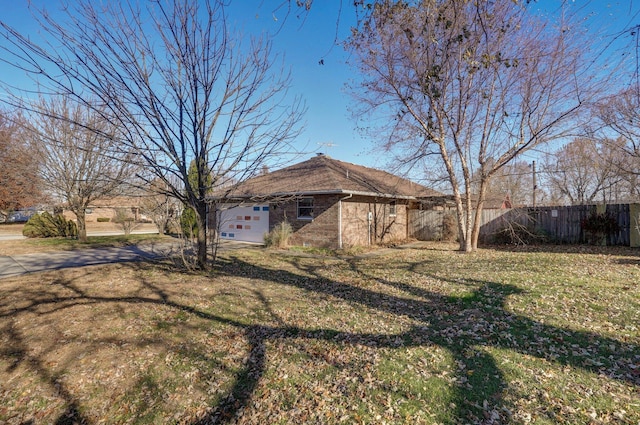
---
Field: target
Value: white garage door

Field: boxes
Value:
[217,204,270,243]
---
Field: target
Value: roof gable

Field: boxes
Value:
[223,154,443,199]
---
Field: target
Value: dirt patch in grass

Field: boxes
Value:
[1,244,639,424]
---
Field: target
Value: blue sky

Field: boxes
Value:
[0,1,369,166]
[2,1,640,171]
[226,1,368,165]
[225,1,640,168]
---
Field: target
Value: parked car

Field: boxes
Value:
[7,210,36,223]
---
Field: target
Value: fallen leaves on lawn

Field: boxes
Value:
[0,244,638,424]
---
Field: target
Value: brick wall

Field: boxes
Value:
[64,207,137,222]
[270,195,341,248]
[341,196,407,247]
[269,195,408,249]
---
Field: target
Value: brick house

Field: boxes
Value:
[210,154,445,248]
[62,196,146,223]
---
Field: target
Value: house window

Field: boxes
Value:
[297,197,314,219]
[389,200,397,216]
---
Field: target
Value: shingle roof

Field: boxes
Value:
[220,154,443,200]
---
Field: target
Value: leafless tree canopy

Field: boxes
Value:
[477,160,532,207]
[25,97,138,242]
[0,110,43,220]
[542,137,640,205]
[139,179,180,236]
[346,0,599,251]
[597,88,640,160]
[542,138,614,205]
[0,0,304,268]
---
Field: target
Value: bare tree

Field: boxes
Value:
[347,0,599,251]
[0,110,44,221]
[542,138,619,205]
[597,88,640,161]
[598,137,640,203]
[609,140,640,202]
[26,97,137,242]
[113,208,137,237]
[139,179,178,236]
[474,160,532,207]
[595,89,640,200]
[0,0,304,269]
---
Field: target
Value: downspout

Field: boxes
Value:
[368,210,372,246]
[338,193,353,249]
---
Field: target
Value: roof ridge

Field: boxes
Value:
[337,160,390,194]
[319,156,385,194]
[328,157,412,194]
[316,154,345,190]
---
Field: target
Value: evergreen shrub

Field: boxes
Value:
[23,212,78,239]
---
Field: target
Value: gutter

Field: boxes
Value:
[209,189,419,203]
[338,193,353,249]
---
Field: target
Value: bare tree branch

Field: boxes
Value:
[0,0,305,268]
[346,0,602,251]
[0,109,44,220]
[24,96,138,242]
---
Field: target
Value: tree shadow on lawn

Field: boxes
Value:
[3,319,88,425]
[201,255,639,424]
[1,257,638,424]
[0,269,243,425]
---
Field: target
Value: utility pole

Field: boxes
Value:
[532,160,537,207]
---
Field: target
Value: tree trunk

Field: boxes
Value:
[462,218,473,252]
[470,182,489,251]
[76,209,87,242]
[438,143,472,252]
[453,196,473,252]
[455,186,474,253]
[156,218,166,236]
[195,201,208,270]
[455,203,467,252]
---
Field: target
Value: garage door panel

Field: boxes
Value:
[218,204,269,243]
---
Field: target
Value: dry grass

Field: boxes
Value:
[0,224,24,235]
[0,243,639,424]
[0,222,150,235]
[0,223,160,255]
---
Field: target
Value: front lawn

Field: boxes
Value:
[0,222,163,256]
[0,243,638,424]
[0,233,170,256]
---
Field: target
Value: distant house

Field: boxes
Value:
[483,194,513,210]
[62,196,147,223]
[209,154,446,248]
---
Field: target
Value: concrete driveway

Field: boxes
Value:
[0,235,25,241]
[0,240,259,279]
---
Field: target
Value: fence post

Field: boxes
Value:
[631,204,640,248]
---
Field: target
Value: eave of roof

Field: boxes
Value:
[211,188,420,202]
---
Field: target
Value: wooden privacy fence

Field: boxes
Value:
[408,204,640,246]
